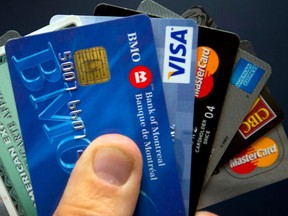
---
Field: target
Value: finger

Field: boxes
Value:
[54,134,143,216]
[195,211,219,216]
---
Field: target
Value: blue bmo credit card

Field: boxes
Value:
[5,15,185,215]
[50,15,198,214]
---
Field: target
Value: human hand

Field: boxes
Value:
[54,134,143,216]
[54,134,217,216]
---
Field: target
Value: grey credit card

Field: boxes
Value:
[198,123,288,209]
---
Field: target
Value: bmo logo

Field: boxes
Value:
[129,65,152,88]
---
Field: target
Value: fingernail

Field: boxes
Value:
[93,148,133,186]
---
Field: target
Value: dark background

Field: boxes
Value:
[1,0,288,215]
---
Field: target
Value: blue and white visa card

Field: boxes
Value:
[151,18,198,214]
[5,15,186,216]
[50,15,198,214]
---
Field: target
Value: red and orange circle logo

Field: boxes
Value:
[229,137,279,174]
[195,46,219,98]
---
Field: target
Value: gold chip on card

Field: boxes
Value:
[74,46,110,86]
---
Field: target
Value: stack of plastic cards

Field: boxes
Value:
[4,15,189,216]
[0,1,287,216]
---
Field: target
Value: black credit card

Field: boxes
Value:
[94,3,159,17]
[190,26,239,214]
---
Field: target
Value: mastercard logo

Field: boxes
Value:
[195,46,219,98]
[228,137,279,175]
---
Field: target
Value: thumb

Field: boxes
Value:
[54,134,143,216]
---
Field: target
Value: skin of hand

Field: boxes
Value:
[54,133,217,216]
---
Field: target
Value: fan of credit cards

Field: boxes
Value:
[0,0,287,215]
